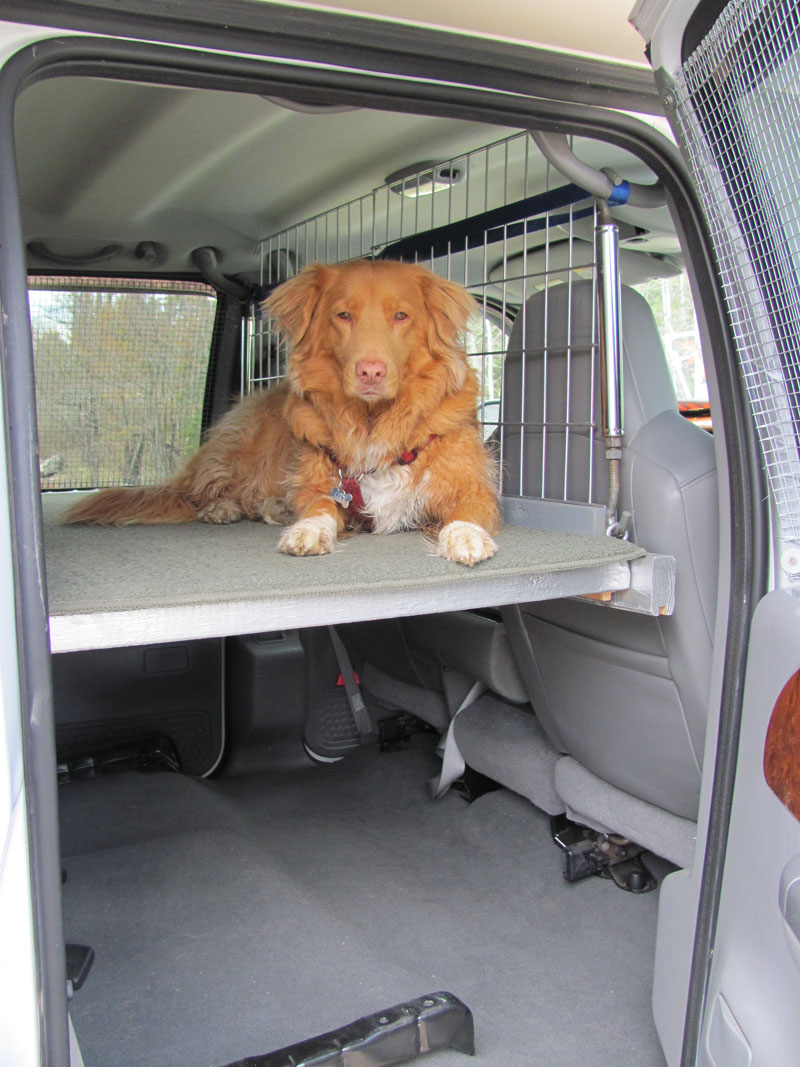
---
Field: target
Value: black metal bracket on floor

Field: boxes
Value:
[378,713,416,752]
[66,943,95,996]
[551,815,657,894]
[220,991,474,1067]
[57,734,181,784]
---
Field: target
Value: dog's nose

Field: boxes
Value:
[355,360,386,385]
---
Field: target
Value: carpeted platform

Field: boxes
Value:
[60,737,667,1067]
[42,492,645,652]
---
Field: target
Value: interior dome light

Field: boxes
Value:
[386,161,464,198]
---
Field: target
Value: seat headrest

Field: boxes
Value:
[503,279,677,443]
[501,279,678,502]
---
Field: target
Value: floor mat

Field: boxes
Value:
[60,738,667,1067]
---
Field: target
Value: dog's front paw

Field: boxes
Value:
[279,515,338,556]
[436,521,497,566]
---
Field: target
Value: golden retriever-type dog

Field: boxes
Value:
[64,259,500,565]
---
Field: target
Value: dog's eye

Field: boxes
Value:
[394,311,409,321]
[336,311,351,321]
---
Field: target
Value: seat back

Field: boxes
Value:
[501,280,718,820]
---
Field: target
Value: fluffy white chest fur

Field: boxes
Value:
[358,466,430,534]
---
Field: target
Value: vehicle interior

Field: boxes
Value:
[12,33,722,1067]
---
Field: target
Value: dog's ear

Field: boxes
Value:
[420,272,477,393]
[264,263,330,345]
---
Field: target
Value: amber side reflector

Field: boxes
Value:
[764,669,800,821]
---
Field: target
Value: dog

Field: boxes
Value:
[64,259,500,566]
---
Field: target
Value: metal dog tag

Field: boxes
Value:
[330,484,352,508]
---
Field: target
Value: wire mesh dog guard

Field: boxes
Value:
[249,130,615,536]
[669,0,800,588]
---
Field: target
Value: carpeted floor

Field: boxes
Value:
[60,736,667,1067]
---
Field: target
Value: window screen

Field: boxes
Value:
[671,0,800,579]
[30,276,217,490]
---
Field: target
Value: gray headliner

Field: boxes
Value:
[14,75,670,279]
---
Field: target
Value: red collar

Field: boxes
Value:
[322,434,437,478]
[324,435,438,520]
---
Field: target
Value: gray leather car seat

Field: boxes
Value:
[501,279,718,822]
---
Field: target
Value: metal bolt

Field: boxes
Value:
[662,91,676,111]
[378,1016,390,1025]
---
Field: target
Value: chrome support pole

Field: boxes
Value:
[596,203,627,537]
[596,206,623,440]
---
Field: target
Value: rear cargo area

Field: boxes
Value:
[28,95,689,1067]
[59,732,667,1067]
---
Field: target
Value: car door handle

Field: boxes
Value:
[779,855,800,970]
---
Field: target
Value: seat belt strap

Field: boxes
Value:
[429,680,486,799]
[327,625,374,738]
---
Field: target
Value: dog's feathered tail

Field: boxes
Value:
[62,388,293,527]
[62,486,198,526]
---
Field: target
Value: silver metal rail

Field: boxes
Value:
[595,204,628,537]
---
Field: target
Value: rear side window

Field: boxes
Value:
[465,308,508,440]
[29,277,217,490]
[635,272,707,403]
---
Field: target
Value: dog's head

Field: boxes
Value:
[265,259,476,403]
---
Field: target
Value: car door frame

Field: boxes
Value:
[0,6,760,1065]
[642,0,800,1062]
